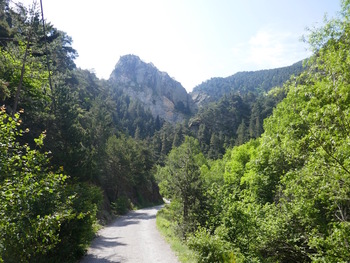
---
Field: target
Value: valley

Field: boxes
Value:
[0,1,349,262]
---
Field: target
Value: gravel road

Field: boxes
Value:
[80,205,179,263]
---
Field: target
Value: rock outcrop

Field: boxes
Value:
[109,55,195,123]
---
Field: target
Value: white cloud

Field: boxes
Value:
[231,28,311,71]
[248,30,291,67]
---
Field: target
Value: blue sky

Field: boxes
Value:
[16,0,341,91]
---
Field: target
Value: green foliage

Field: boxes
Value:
[156,206,198,263]
[187,228,236,263]
[103,134,160,209]
[157,137,207,235]
[5,1,350,262]
[48,183,102,262]
[108,84,161,139]
[0,43,50,113]
[192,60,304,106]
[189,90,286,159]
[0,108,73,262]
[0,2,164,262]
[0,108,103,262]
[111,196,132,215]
[164,2,350,262]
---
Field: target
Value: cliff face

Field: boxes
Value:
[109,55,195,123]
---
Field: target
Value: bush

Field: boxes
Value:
[111,196,132,215]
[43,183,103,262]
[0,109,75,262]
[187,228,237,263]
[0,109,103,263]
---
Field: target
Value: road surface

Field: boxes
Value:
[80,205,179,263]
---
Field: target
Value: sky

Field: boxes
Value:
[15,0,341,92]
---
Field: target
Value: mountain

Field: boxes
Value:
[109,55,196,123]
[191,60,304,107]
[108,55,305,127]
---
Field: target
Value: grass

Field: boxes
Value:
[156,206,197,263]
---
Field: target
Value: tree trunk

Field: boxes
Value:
[12,37,30,117]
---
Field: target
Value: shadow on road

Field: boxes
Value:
[82,256,120,263]
[80,205,166,263]
[110,205,163,227]
[90,236,126,249]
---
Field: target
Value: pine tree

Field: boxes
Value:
[235,119,248,146]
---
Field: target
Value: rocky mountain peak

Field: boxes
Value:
[109,55,196,123]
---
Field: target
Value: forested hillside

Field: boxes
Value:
[188,87,287,159]
[191,61,304,107]
[0,2,163,262]
[2,0,349,262]
[157,1,350,262]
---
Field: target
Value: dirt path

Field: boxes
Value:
[80,205,179,263]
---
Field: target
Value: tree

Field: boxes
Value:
[197,123,210,153]
[157,136,207,234]
[0,108,75,262]
[182,2,350,262]
[248,99,263,139]
[172,123,184,148]
[208,133,222,159]
[0,0,11,42]
[235,119,248,146]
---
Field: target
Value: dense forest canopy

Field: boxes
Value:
[1,0,349,262]
[157,1,350,262]
[191,60,304,107]
[0,1,162,262]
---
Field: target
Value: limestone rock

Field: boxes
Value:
[109,55,195,123]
